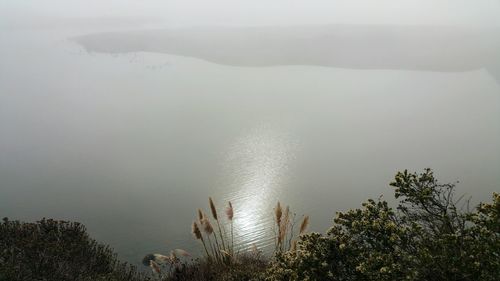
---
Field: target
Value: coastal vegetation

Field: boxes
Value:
[1,169,498,280]
[266,169,499,280]
[0,218,147,281]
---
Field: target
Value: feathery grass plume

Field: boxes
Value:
[275,202,283,226]
[197,209,204,222]
[192,221,210,258]
[284,206,290,227]
[202,214,221,251]
[175,249,191,257]
[209,197,218,220]
[299,215,309,234]
[225,202,234,221]
[201,217,214,235]
[154,254,171,264]
[143,253,170,266]
[281,206,290,232]
[192,221,202,240]
[150,260,161,274]
[284,205,290,219]
[278,206,290,250]
[226,201,234,255]
[274,201,283,252]
[209,197,227,251]
[201,216,219,260]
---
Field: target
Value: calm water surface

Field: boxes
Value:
[1,25,499,265]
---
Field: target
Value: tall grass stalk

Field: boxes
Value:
[273,201,306,253]
[201,216,219,261]
[209,197,227,252]
[191,198,309,266]
[226,201,234,255]
[274,202,283,252]
[299,215,309,234]
[192,221,210,258]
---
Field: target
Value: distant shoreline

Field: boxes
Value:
[73,24,500,83]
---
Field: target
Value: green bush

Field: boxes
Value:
[266,169,500,281]
[0,218,148,281]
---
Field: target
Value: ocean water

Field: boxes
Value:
[1,24,499,266]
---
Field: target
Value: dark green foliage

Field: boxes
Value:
[0,218,149,281]
[267,169,500,281]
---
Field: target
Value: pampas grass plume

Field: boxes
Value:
[226,201,234,220]
[150,260,161,274]
[201,217,213,234]
[300,215,310,234]
[192,221,202,240]
[209,197,218,220]
[197,209,204,221]
[275,202,282,225]
[175,249,191,257]
[154,254,170,263]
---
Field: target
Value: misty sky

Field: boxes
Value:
[2,0,500,28]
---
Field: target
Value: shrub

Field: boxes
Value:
[266,169,500,281]
[0,218,148,281]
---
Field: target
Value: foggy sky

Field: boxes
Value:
[2,0,500,29]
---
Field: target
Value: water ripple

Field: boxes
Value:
[217,123,297,253]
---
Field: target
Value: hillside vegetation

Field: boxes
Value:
[1,169,498,281]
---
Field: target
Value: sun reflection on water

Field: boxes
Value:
[219,124,297,252]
